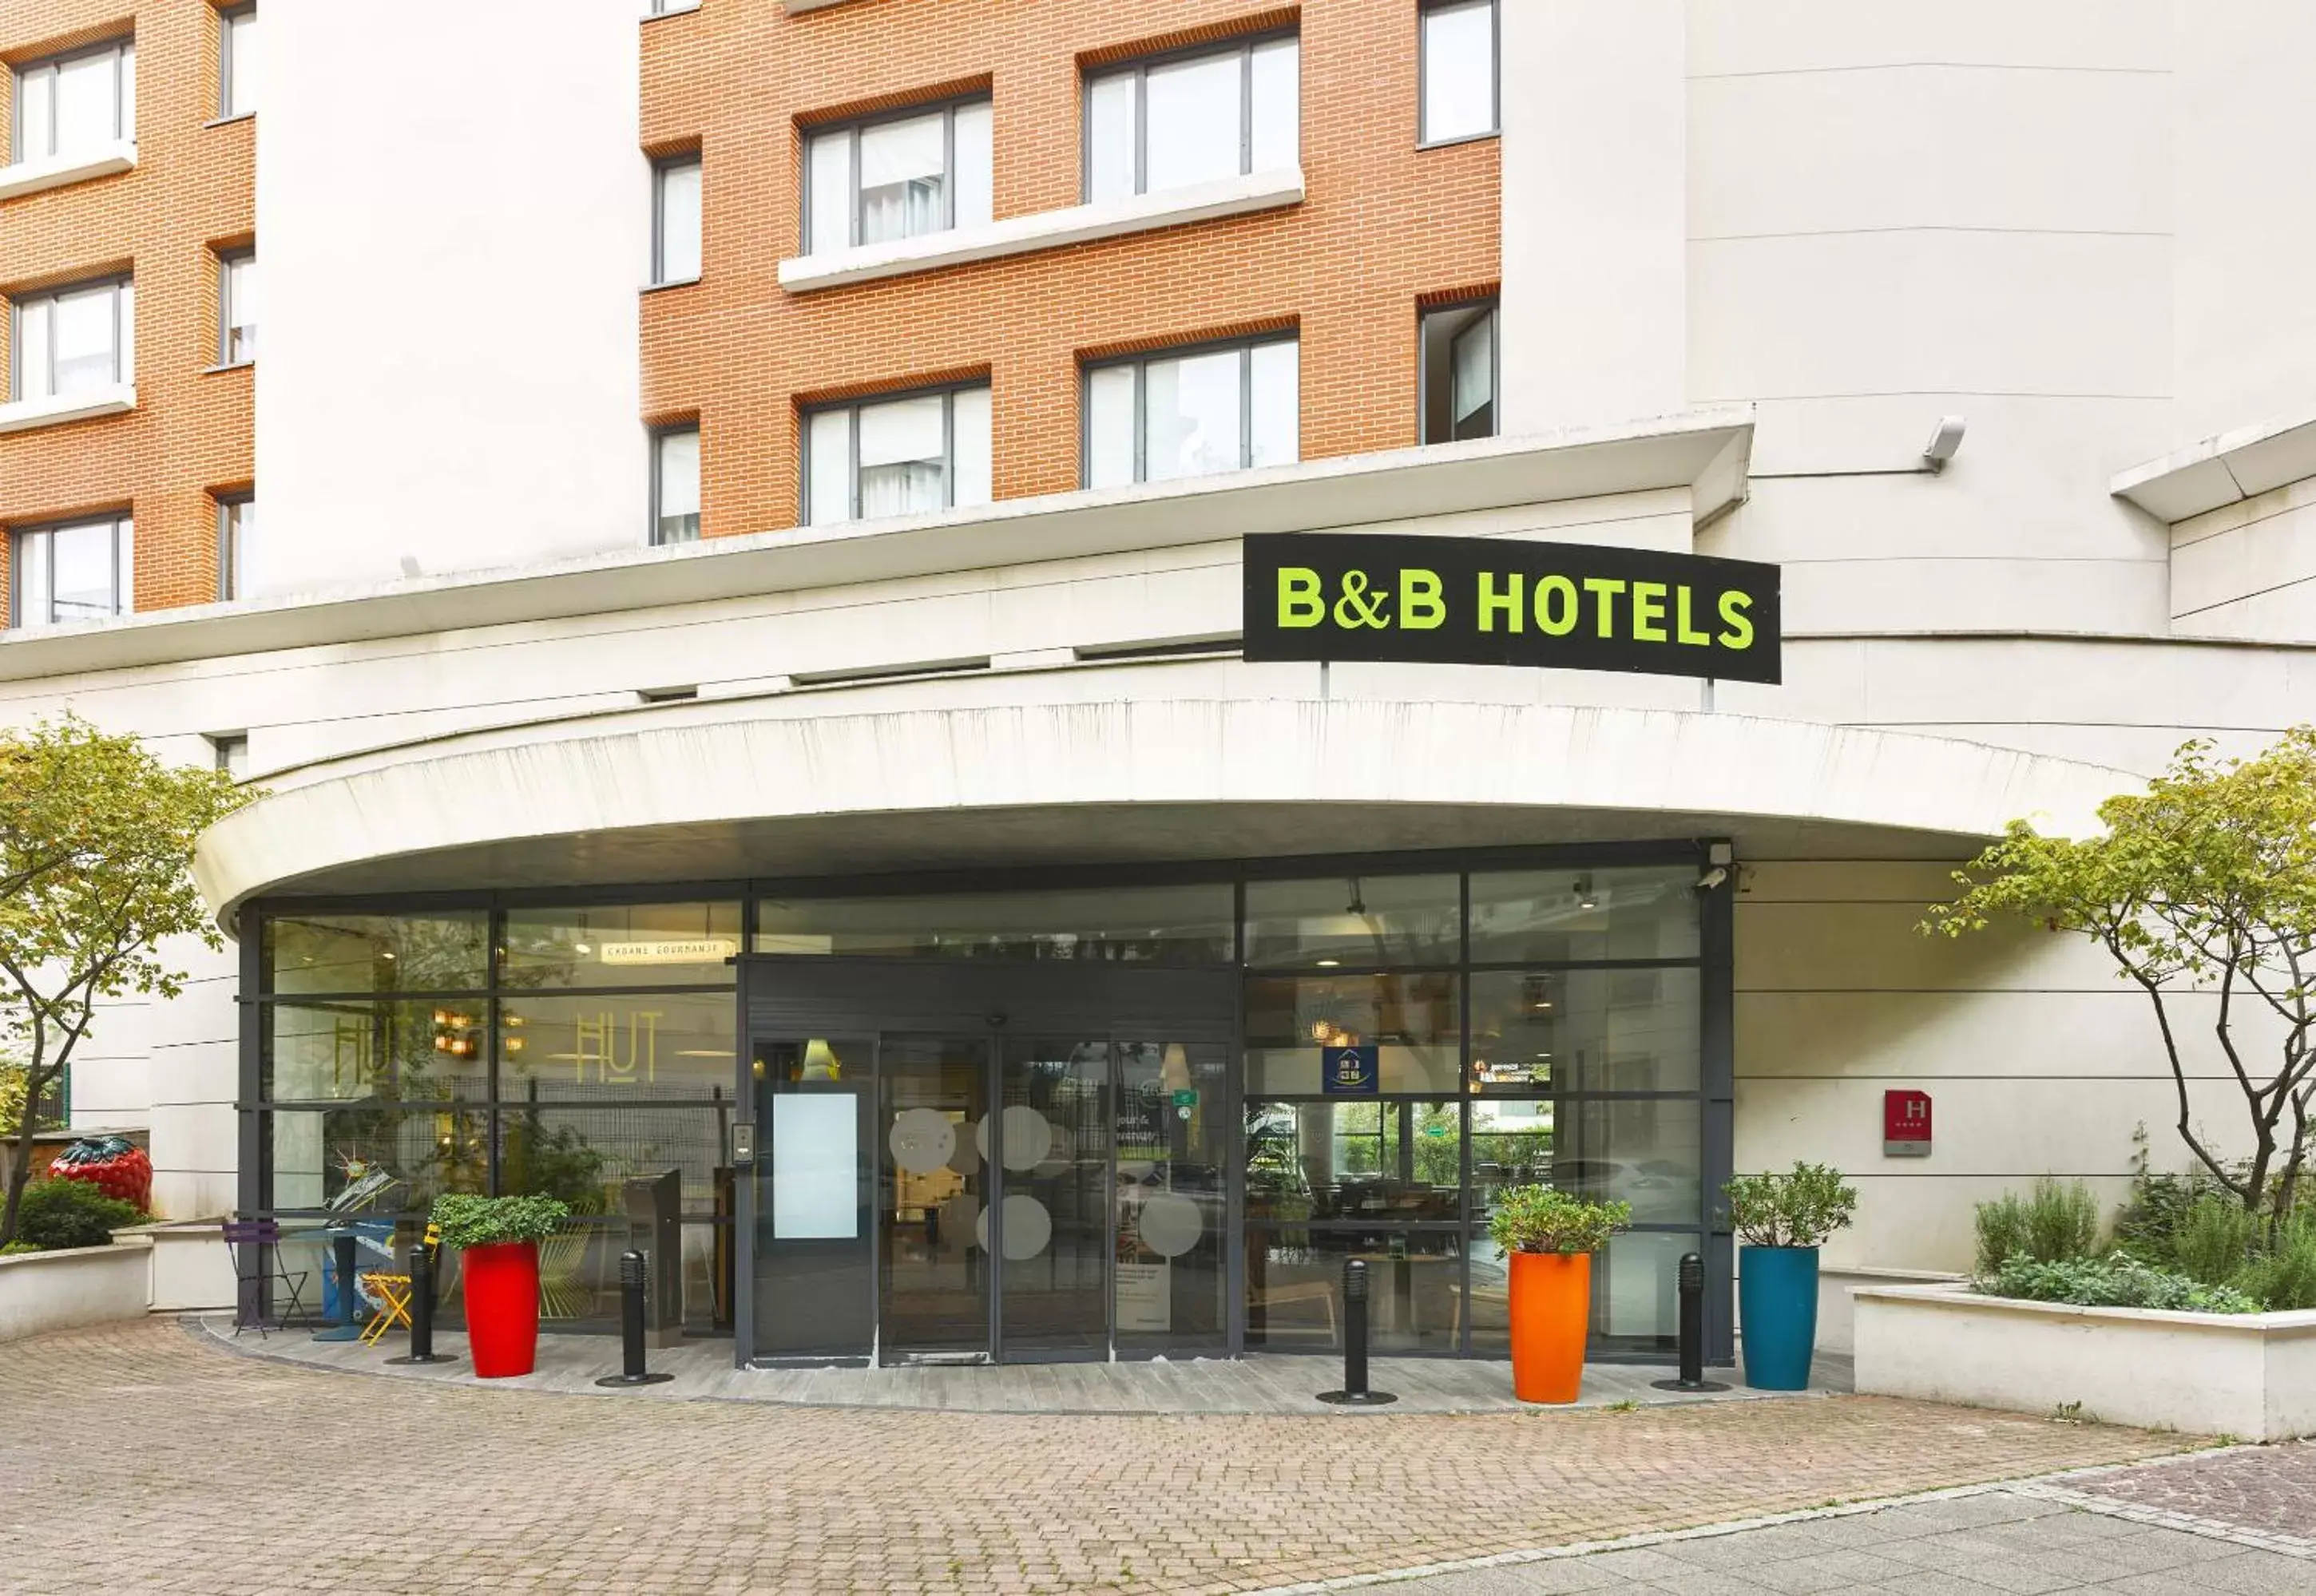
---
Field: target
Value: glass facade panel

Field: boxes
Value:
[1243,1099,1461,1222]
[497,1103,732,1215]
[498,991,736,1103]
[264,911,489,994]
[1469,968,1701,1092]
[1243,972,1460,1095]
[1468,864,1700,964]
[264,1000,490,1103]
[1465,1228,1691,1356]
[755,882,1233,961]
[268,1106,488,1212]
[501,901,740,988]
[1245,873,1459,968]
[1246,1227,1463,1354]
[1421,0,1497,144]
[1115,1040,1228,1352]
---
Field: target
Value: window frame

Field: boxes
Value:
[216,492,253,600]
[1418,295,1501,446]
[1417,0,1501,149]
[799,92,990,257]
[798,378,989,526]
[1080,28,1299,203]
[9,273,135,402]
[217,3,256,121]
[217,247,256,366]
[648,422,701,546]
[651,152,703,287]
[10,37,135,164]
[1079,330,1299,489]
[10,513,133,628]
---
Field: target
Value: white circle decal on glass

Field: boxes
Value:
[972,1194,1053,1261]
[976,1106,1056,1172]
[889,1108,956,1176]
[1137,1192,1204,1258]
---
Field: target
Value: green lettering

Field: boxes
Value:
[1717,590,1755,651]
[1632,581,1668,643]
[1399,568,1445,630]
[1477,572,1523,633]
[1278,568,1323,629]
[1534,574,1578,636]
[1582,577,1627,639]
[1675,585,1710,645]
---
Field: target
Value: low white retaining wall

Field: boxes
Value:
[0,1236,153,1343]
[1814,1266,1965,1354]
[133,1218,236,1312]
[1855,1283,2316,1440]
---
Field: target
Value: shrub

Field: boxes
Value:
[428,1193,570,1250]
[2236,1214,2316,1312]
[14,1178,146,1251]
[2171,1195,2261,1286]
[1,1241,38,1257]
[1489,1186,1631,1256]
[1973,1178,2103,1273]
[1723,1162,1859,1248]
[1978,1253,2262,1315]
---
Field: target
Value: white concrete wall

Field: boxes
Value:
[2170,478,2316,642]
[256,0,647,596]
[0,1238,152,1343]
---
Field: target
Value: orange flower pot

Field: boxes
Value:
[1509,1250,1592,1404]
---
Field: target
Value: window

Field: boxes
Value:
[652,425,700,544]
[1419,299,1497,443]
[217,493,254,598]
[218,249,256,364]
[652,155,702,284]
[10,515,133,627]
[1420,0,1497,145]
[804,385,991,525]
[10,39,134,164]
[803,98,992,255]
[209,733,249,781]
[10,278,134,401]
[1083,335,1298,488]
[1085,34,1297,201]
[218,5,257,119]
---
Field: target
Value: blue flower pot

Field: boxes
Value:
[1739,1245,1820,1391]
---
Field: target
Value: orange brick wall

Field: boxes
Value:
[0,0,253,619]
[640,0,1500,537]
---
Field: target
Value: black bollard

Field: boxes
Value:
[386,1242,454,1365]
[596,1249,674,1388]
[1316,1257,1397,1406]
[1650,1252,1730,1393]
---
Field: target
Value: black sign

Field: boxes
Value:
[1321,1045,1379,1096]
[1242,533,1782,685]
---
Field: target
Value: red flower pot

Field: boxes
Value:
[1509,1251,1592,1404]
[461,1240,541,1378]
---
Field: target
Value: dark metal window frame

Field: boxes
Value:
[215,490,253,599]
[9,271,133,402]
[798,376,988,526]
[650,152,702,286]
[217,4,256,121]
[1081,27,1298,203]
[1417,295,1501,446]
[799,91,989,255]
[216,246,255,366]
[1416,0,1501,149]
[1080,329,1299,489]
[648,421,700,545]
[10,35,134,163]
[10,511,132,628]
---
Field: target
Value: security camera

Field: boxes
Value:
[1696,866,1729,891]
[1921,415,1967,472]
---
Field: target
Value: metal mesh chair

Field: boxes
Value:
[220,1218,311,1337]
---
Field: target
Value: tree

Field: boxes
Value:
[1926,728,2316,1229]
[0,718,253,1248]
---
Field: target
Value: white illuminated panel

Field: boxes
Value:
[771,1095,858,1239]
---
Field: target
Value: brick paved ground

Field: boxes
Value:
[0,1321,2205,1595]
[2073,1442,2316,1546]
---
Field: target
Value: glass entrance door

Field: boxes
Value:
[994,1039,1109,1358]
[879,1034,989,1359]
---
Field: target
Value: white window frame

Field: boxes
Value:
[652,153,703,285]
[10,275,135,402]
[1081,332,1299,488]
[1081,30,1298,201]
[10,38,135,163]
[216,493,254,599]
[10,514,133,628]
[1418,0,1500,147]
[800,381,990,525]
[218,4,256,120]
[218,248,256,365]
[801,93,992,256]
[1419,297,1500,445]
[650,424,700,545]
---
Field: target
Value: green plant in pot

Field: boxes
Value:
[1488,1185,1632,1404]
[429,1194,569,1378]
[1723,1162,1856,1391]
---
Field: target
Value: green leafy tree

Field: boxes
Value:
[0,1059,23,1140]
[1927,729,2316,1229]
[0,718,254,1247]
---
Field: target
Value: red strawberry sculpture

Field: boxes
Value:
[48,1136,153,1212]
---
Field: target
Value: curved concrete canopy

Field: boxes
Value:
[192,696,2136,924]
